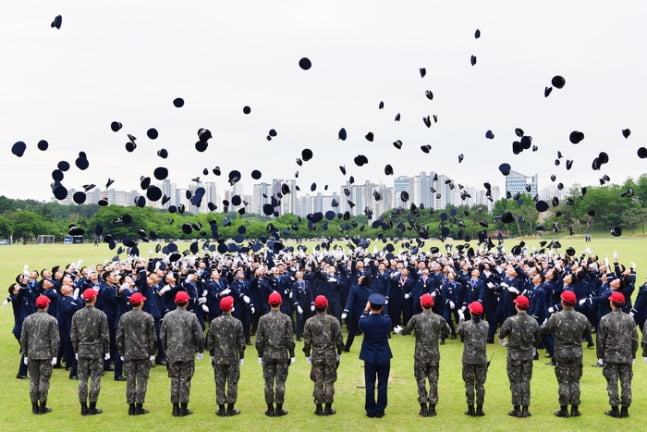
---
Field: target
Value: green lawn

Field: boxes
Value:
[0,237,646,432]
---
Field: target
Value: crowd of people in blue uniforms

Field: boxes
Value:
[5,241,647,416]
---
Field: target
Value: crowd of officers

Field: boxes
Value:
[7,243,647,418]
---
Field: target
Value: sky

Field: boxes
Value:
[2,0,647,204]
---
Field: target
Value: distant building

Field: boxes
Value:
[505,170,538,197]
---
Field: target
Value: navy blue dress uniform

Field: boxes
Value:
[57,284,83,377]
[630,281,647,329]
[312,266,343,321]
[230,271,255,345]
[359,293,392,418]
[390,269,414,327]
[412,270,433,316]
[205,269,229,322]
[292,273,313,340]
[342,275,374,352]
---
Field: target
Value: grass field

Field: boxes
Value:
[0,236,646,432]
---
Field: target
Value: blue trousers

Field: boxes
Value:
[364,360,390,416]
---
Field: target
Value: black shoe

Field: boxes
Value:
[226,403,240,416]
[605,406,620,418]
[587,342,595,348]
[16,374,27,379]
[155,359,168,366]
[554,406,569,417]
[342,347,350,353]
[428,405,437,417]
[172,403,180,417]
[545,360,555,366]
[32,403,40,414]
[419,403,429,417]
[275,404,288,416]
[440,339,445,345]
[508,406,521,417]
[570,405,581,417]
[135,403,149,415]
[179,403,192,416]
[104,366,114,372]
[620,406,629,418]
[216,404,227,417]
[128,404,136,415]
[315,404,324,416]
[324,403,335,416]
[520,406,531,417]
[465,405,475,416]
[81,403,88,416]
[87,402,102,415]
[475,404,485,416]
[265,404,275,417]
[115,376,126,381]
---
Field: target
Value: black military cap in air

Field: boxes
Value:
[299,57,312,70]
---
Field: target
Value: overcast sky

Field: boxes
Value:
[2,0,646,204]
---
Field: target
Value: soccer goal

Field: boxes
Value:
[36,235,55,244]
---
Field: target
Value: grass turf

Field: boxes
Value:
[0,236,646,432]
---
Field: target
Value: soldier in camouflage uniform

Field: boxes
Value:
[117,292,157,416]
[160,291,205,417]
[20,295,59,414]
[597,291,638,418]
[71,289,110,416]
[395,293,451,417]
[303,295,344,416]
[499,295,540,418]
[456,301,489,417]
[256,291,295,417]
[539,290,592,418]
[206,295,245,417]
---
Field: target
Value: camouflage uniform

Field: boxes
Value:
[456,318,489,407]
[117,308,157,405]
[303,311,344,404]
[20,310,60,406]
[540,308,592,406]
[206,313,245,405]
[255,310,295,405]
[160,307,204,404]
[499,311,540,408]
[401,309,451,405]
[597,309,638,408]
[71,304,110,405]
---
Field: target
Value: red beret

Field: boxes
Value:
[268,291,282,306]
[420,293,434,308]
[314,295,328,308]
[609,291,625,305]
[220,295,234,311]
[82,289,98,301]
[175,291,190,304]
[513,295,530,309]
[560,290,577,305]
[35,295,50,308]
[129,292,147,305]
[468,301,483,315]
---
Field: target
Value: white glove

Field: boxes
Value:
[196,352,203,360]
[75,354,79,361]
[499,338,508,347]
[393,325,403,334]
[578,298,588,306]
[221,288,231,296]
[547,306,556,314]
[250,306,256,315]
[104,353,111,361]
[306,356,312,364]
[239,359,244,366]
[508,287,520,295]
[297,305,303,315]
[201,289,208,297]
[613,251,618,259]
[210,356,215,363]
[460,305,467,313]
[290,357,295,365]
[159,285,171,295]
[449,301,455,310]
[51,357,57,366]
[243,295,250,304]
[597,358,604,366]
[1,298,9,307]
[341,312,348,320]
[310,305,315,312]
[631,262,637,270]
[458,311,465,322]
[630,310,635,318]
[73,288,80,299]
[487,282,495,289]
[120,355,124,361]
[258,357,264,365]
[201,304,209,313]
[198,297,207,305]
[23,356,28,365]
[404,293,411,299]
[336,354,341,361]
[541,317,548,326]
[149,355,155,361]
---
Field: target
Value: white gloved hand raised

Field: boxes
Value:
[243,295,250,304]
[393,325,403,334]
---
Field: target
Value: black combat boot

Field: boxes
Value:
[324,403,336,416]
[570,405,581,417]
[179,402,192,416]
[419,403,429,417]
[620,405,629,418]
[226,403,240,416]
[32,403,40,414]
[475,404,485,416]
[428,404,437,417]
[554,405,569,417]
[508,405,521,417]
[39,400,51,414]
[315,404,324,416]
[128,403,136,415]
[216,404,227,417]
[135,403,149,415]
[81,402,88,416]
[275,403,288,416]
[520,406,531,417]
[464,405,475,416]
[605,406,620,418]
[172,403,180,417]
[265,403,275,417]
[87,402,102,415]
